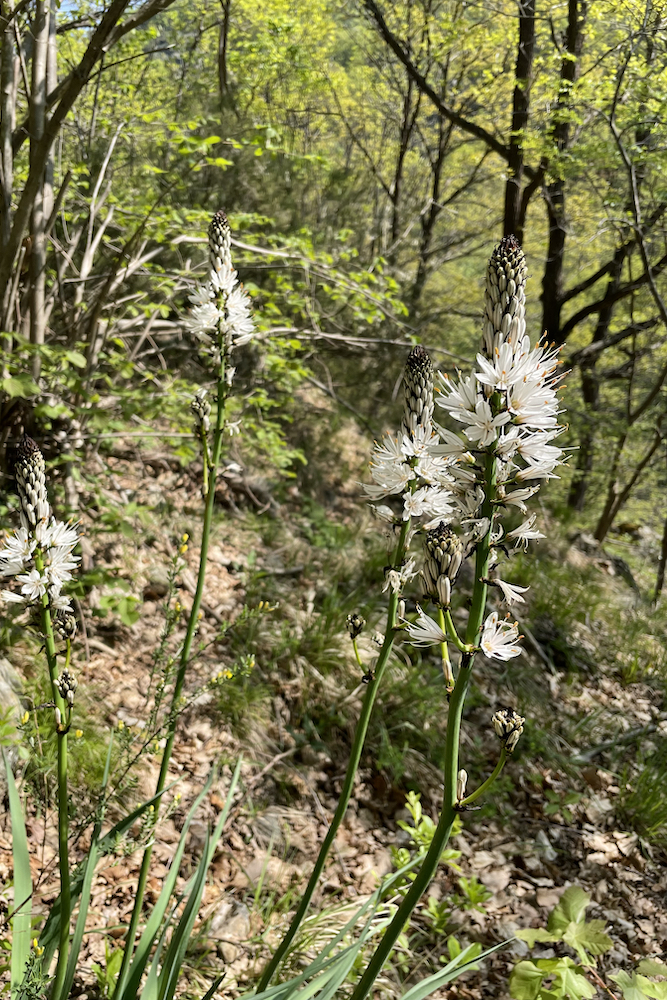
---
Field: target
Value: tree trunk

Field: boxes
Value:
[655,501,667,603]
[410,100,449,309]
[503,0,536,241]
[566,365,598,510]
[28,0,49,377]
[218,0,231,108]
[566,245,625,509]
[0,0,16,253]
[541,0,586,343]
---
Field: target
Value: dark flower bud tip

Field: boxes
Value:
[346,613,366,639]
[208,210,231,245]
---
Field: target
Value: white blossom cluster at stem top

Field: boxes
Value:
[363,420,457,528]
[183,255,255,351]
[0,519,79,613]
[363,342,565,540]
[437,333,565,486]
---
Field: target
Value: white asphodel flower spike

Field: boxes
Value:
[362,346,455,529]
[182,211,256,364]
[1,436,80,617]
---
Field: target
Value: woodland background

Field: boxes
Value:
[3,0,667,996]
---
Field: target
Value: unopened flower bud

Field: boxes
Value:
[421,523,463,607]
[55,707,62,728]
[346,613,365,639]
[396,599,405,621]
[191,388,211,433]
[208,210,232,274]
[15,435,50,529]
[55,668,77,704]
[456,769,468,802]
[491,707,525,752]
[401,346,434,439]
[53,610,77,641]
[483,236,527,356]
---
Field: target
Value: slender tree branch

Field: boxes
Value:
[362,0,515,167]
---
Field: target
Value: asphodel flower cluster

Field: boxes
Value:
[365,345,454,528]
[182,210,255,362]
[365,236,566,661]
[1,435,79,621]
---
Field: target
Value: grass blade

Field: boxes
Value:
[158,762,242,1000]
[201,974,225,1000]
[244,855,425,1000]
[55,734,115,1000]
[399,939,511,1000]
[135,762,242,1000]
[3,748,32,992]
[122,767,219,998]
[40,776,181,967]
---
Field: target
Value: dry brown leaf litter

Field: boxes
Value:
[1,451,666,998]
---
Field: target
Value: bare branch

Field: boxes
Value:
[362,0,513,167]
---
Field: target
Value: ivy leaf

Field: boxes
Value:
[509,960,545,999]
[638,962,667,978]
[548,887,591,932]
[639,979,667,1000]
[538,958,596,1000]
[562,918,612,965]
[610,971,655,1000]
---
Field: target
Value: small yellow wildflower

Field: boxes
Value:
[75,729,83,739]
[21,711,29,725]
[118,720,125,730]
[181,533,189,543]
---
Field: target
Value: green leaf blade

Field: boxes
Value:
[3,749,32,992]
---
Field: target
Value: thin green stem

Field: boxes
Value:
[113,356,228,1000]
[348,450,499,1000]
[459,748,508,807]
[351,637,364,671]
[443,608,472,653]
[349,651,471,1000]
[37,590,70,1000]
[466,451,497,646]
[256,518,411,992]
[200,424,210,497]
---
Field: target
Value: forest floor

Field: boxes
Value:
[1,444,666,999]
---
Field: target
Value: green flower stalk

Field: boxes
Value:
[257,346,439,991]
[0,435,81,998]
[349,236,565,1000]
[113,212,256,999]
